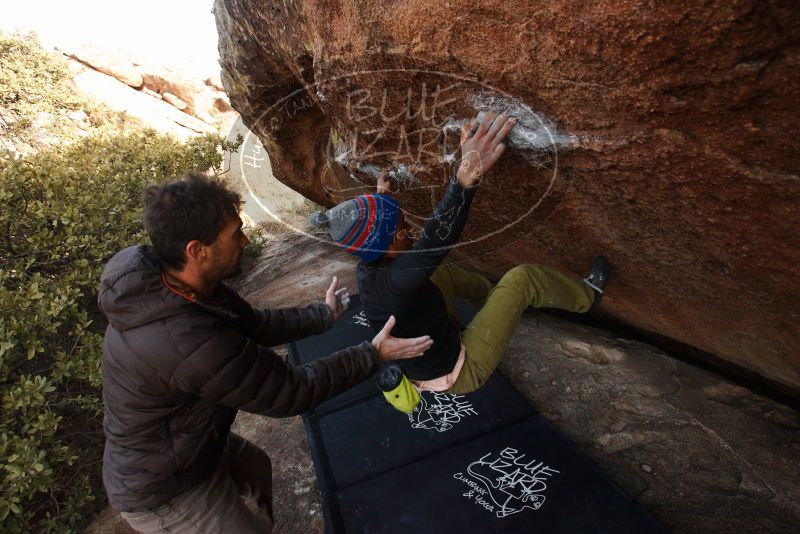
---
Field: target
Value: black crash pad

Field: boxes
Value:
[331,415,665,533]
[287,298,668,533]
[306,373,535,493]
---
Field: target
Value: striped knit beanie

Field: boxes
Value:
[309,194,401,262]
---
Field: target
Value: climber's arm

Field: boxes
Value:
[385,112,516,291]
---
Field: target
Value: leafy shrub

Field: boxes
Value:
[0,129,234,532]
[0,32,84,132]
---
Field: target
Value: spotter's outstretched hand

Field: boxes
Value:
[372,315,433,362]
[325,276,350,321]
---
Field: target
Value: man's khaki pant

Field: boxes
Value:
[121,433,274,533]
[430,262,594,394]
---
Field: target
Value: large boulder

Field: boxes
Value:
[214,0,800,393]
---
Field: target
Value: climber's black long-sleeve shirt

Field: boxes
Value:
[357,180,478,380]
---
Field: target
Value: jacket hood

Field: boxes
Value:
[98,245,195,331]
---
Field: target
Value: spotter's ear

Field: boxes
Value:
[184,239,206,263]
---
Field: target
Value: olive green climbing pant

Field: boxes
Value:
[430,262,594,395]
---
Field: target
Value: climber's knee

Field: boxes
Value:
[497,264,539,291]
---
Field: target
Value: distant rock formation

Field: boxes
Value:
[62,45,232,126]
[64,45,143,88]
[66,60,219,140]
[214,0,800,393]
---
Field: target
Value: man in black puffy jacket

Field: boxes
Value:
[98,174,432,533]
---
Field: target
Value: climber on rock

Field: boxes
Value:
[311,111,609,409]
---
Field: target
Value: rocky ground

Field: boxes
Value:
[502,318,800,533]
[87,231,799,533]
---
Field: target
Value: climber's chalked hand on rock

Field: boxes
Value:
[376,169,396,195]
[457,111,516,188]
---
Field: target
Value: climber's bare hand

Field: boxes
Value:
[376,169,394,194]
[457,111,516,188]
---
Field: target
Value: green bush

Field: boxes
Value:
[0,129,233,532]
[0,32,82,128]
